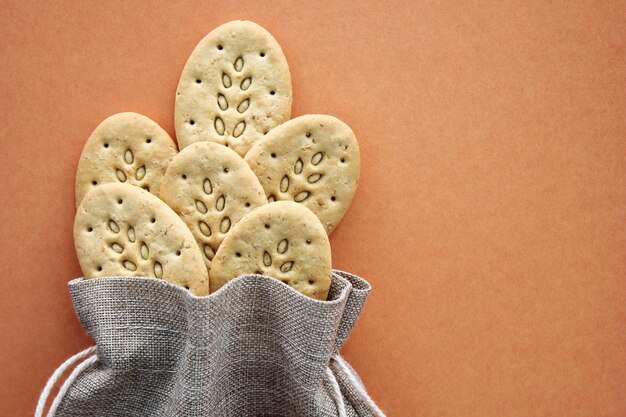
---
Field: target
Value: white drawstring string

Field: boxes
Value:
[37,347,383,417]
[35,346,97,417]
[326,366,348,417]
[331,355,387,417]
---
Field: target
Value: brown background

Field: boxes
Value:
[1,1,625,415]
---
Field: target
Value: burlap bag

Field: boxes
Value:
[36,270,385,417]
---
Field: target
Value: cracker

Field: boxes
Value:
[175,20,292,157]
[209,201,331,300]
[75,112,177,207]
[74,183,209,296]
[244,115,360,234]
[160,142,267,273]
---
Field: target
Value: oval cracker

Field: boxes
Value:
[245,115,360,233]
[74,183,208,296]
[160,142,268,272]
[209,201,332,300]
[175,20,292,157]
[75,112,177,207]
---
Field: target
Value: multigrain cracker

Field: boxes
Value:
[160,142,267,272]
[244,115,360,233]
[175,20,292,157]
[209,201,331,299]
[74,183,208,296]
[75,112,177,207]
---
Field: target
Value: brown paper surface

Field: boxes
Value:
[0,1,624,415]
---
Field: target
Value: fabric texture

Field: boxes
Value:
[53,270,378,417]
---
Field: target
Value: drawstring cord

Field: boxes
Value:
[38,347,385,417]
[35,346,97,417]
[327,355,387,417]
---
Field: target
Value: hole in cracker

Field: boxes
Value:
[264,131,268,135]
[117,199,123,204]
[196,79,201,84]
[146,138,152,143]
[217,44,223,50]
[189,120,195,125]
[340,157,346,163]
[255,270,263,275]
[224,143,229,147]
[182,174,187,179]
[260,52,265,57]
[264,224,270,229]
[306,239,312,244]
[245,202,250,207]
[151,218,156,223]
[103,143,109,148]
[331,196,336,201]
[223,167,229,173]
[308,279,315,285]
[87,227,93,232]
[92,181,97,185]
[143,185,150,192]
[184,285,189,290]
[270,90,275,95]
[176,250,181,256]
[236,252,241,257]
[97,266,102,271]
[271,153,276,158]
[306,132,311,138]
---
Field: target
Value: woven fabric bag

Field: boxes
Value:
[36,270,385,417]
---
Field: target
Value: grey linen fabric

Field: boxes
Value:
[54,270,377,416]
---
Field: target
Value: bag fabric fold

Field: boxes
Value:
[44,270,381,417]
